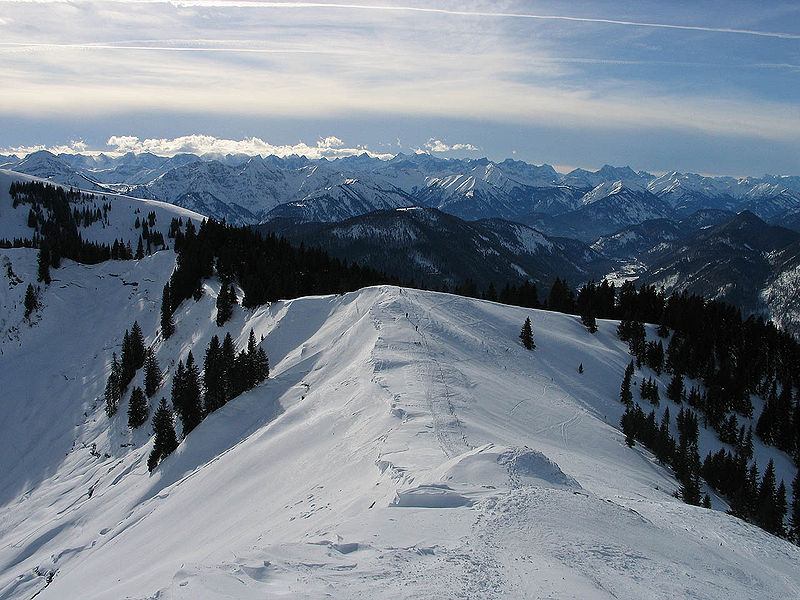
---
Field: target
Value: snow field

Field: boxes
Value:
[0,246,798,597]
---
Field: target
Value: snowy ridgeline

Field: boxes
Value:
[0,169,204,251]
[0,244,799,599]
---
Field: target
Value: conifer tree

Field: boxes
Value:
[790,471,800,544]
[657,317,669,338]
[147,398,179,472]
[216,284,234,326]
[666,372,685,404]
[221,332,236,400]
[143,348,163,398]
[679,451,703,506]
[578,363,583,374]
[655,407,673,463]
[620,361,634,406]
[161,282,175,339]
[130,321,146,370]
[37,246,50,284]
[136,236,144,260]
[519,317,534,350]
[746,461,761,520]
[105,353,121,417]
[581,310,598,334]
[120,329,135,388]
[776,480,788,537]
[181,351,204,434]
[203,335,227,414]
[127,386,148,429]
[253,346,269,384]
[247,328,258,355]
[171,359,186,420]
[244,328,259,388]
[232,349,249,396]
[756,459,778,533]
[23,284,38,319]
[547,278,575,313]
[621,406,635,447]
[228,284,237,306]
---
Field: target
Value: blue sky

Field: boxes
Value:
[1,0,799,175]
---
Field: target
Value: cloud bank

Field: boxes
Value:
[5,134,399,159]
[424,139,479,152]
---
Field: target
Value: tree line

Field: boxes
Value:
[616,323,800,543]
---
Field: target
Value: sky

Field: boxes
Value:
[1,0,799,175]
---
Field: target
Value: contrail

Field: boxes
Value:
[166,1,800,40]
[2,41,797,71]
[4,0,797,40]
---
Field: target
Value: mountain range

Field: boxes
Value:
[3,151,800,333]
[258,207,610,291]
[4,151,800,238]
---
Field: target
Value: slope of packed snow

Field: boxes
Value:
[0,247,798,598]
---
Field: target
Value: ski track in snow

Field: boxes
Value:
[400,291,472,457]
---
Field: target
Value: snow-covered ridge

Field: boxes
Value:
[0,168,206,249]
[0,244,798,597]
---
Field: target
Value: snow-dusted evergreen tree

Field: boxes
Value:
[519,317,534,350]
[147,398,179,472]
[143,348,163,398]
[127,386,148,429]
